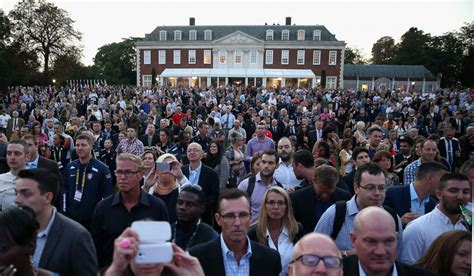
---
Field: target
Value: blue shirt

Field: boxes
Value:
[314,196,404,259]
[188,162,202,186]
[220,234,252,276]
[409,183,430,215]
[27,154,40,169]
[33,207,57,267]
[221,113,235,129]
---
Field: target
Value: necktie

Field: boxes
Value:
[447,140,453,165]
[13,119,17,130]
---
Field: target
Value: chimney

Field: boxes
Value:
[285,17,291,25]
[189,17,195,26]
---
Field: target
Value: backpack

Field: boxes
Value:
[330,201,399,240]
[246,175,283,198]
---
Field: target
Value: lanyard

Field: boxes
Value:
[172,220,200,250]
[75,162,89,192]
[54,147,62,161]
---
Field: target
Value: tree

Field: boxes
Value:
[51,46,91,85]
[394,27,431,65]
[371,36,397,64]
[345,47,367,64]
[151,68,157,86]
[93,37,140,85]
[9,0,82,77]
[320,70,326,88]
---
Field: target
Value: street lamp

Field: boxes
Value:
[52,79,56,84]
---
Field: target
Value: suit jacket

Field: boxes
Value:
[438,137,460,168]
[139,134,160,147]
[342,255,437,276]
[269,125,284,141]
[38,156,61,183]
[0,143,7,174]
[383,185,437,218]
[39,211,98,275]
[182,163,220,225]
[290,185,352,234]
[189,237,281,276]
[308,128,323,146]
[6,117,25,139]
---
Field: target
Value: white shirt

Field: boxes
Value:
[273,159,301,190]
[0,114,11,128]
[401,206,468,264]
[32,207,57,267]
[0,172,18,211]
[267,227,294,276]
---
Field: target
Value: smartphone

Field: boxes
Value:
[135,243,173,264]
[132,221,172,264]
[155,162,171,171]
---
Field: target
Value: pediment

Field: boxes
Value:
[213,31,264,45]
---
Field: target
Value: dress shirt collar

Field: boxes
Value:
[434,205,463,226]
[278,158,292,168]
[409,183,430,203]
[347,195,360,217]
[112,189,150,207]
[37,207,57,238]
[27,154,40,169]
[358,260,398,276]
[220,233,252,259]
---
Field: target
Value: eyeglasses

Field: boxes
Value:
[359,184,387,193]
[290,255,342,269]
[219,212,251,223]
[114,170,140,177]
[266,200,286,207]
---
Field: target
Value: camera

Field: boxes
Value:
[132,221,173,264]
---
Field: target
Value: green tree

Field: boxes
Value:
[371,36,397,64]
[345,47,367,64]
[458,22,474,87]
[93,37,140,85]
[9,0,82,77]
[394,27,431,65]
[51,46,91,85]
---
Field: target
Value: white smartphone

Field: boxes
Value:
[135,243,173,264]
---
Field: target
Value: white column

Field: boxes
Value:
[312,78,317,88]
[392,77,395,91]
[371,77,375,91]
[225,77,229,85]
[245,77,248,86]
[188,77,192,88]
[407,78,410,92]
[217,77,220,86]
[281,78,286,87]
[254,78,256,86]
[198,77,201,88]
[422,77,426,93]
[207,77,211,88]
[356,76,359,91]
[263,77,267,88]
[297,78,300,88]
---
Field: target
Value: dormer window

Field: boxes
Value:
[313,30,321,41]
[282,30,289,40]
[297,30,305,41]
[266,30,274,41]
[189,30,197,40]
[204,30,212,40]
[159,30,167,41]
[174,30,182,41]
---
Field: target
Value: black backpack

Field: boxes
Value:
[330,201,399,240]
[246,175,283,197]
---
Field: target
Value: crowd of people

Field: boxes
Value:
[0,83,472,276]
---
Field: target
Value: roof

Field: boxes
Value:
[160,68,316,78]
[143,25,339,42]
[344,65,437,79]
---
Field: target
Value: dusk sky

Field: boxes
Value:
[2,0,472,65]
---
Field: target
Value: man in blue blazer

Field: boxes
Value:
[384,161,448,227]
[181,142,220,226]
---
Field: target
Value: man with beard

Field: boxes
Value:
[238,149,280,223]
[274,137,300,191]
[172,185,218,250]
[290,154,351,234]
[401,173,471,264]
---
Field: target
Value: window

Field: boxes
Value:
[265,50,273,64]
[173,50,181,64]
[158,50,166,64]
[266,30,274,40]
[189,30,197,40]
[204,30,212,40]
[188,50,196,64]
[143,50,151,64]
[143,75,152,87]
[329,50,337,65]
[313,30,321,41]
[174,30,182,41]
[159,30,167,41]
[281,50,289,65]
[313,50,321,65]
[297,30,305,41]
[297,50,305,65]
[204,50,212,64]
[326,76,337,89]
[219,50,226,64]
[250,49,257,64]
[235,50,242,64]
[282,30,289,40]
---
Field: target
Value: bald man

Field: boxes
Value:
[288,233,343,276]
[343,207,436,276]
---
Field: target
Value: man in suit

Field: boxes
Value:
[394,136,415,182]
[182,142,219,225]
[288,233,343,276]
[384,161,448,227]
[6,111,25,140]
[189,188,281,276]
[139,123,160,147]
[290,150,351,233]
[309,120,325,146]
[438,125,460,170]
[14,168,98,275]
[344,207,436,276]
[269,119,284,142]
[22,135,61,182]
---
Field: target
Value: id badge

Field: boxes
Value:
[57,161,63,169]
[74,190,82,202]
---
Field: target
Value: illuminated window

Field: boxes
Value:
[204,50,211,64]
[297,30,305,41]
[219,50,226,64]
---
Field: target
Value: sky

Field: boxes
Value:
[1,0,472,66]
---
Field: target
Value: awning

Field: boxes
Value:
[160,68,315,78]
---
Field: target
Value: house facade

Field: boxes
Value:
[135,17,346,89]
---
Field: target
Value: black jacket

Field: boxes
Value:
[343,255,437,276]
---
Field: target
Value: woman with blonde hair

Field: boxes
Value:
[248,186,304,276]
[353,121,368,146]
[148,153,191,224]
